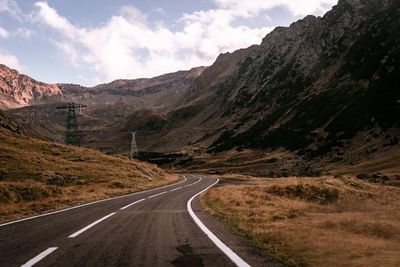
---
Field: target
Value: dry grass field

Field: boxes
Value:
[0,128,179,223]
[202,176,400,266]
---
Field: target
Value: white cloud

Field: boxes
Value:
[0,0,25,21]
[13,28,33,38]
[153,7,165,15]
[53,40,80,66]
[0,0,19,39]
[119,5,148,24]
[34,2,79,38]
[0,26,9,38]
[33,1,336,83]
[34,2,273,82]
[213,0,338,17]
[0,26,33,39]
[0,49,21,70]
[0,1,33,40]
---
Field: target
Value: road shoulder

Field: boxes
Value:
[192,183,283,267]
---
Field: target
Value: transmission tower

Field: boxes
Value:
[56,103,87,146]
[130,131,138,159]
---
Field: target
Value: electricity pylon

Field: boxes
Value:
[56,103,87,146]
[130,131,138,159]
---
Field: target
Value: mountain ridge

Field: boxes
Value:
[0,64,61,109]
[1,0,399,176]
[0,64,206,111]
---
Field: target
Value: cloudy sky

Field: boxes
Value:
[0,0,337,86]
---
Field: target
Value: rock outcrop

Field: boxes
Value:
[175,0,400,158]
[0,65,61,109]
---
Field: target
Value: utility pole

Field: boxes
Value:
[56,103,87,146]
[130,131,138,159]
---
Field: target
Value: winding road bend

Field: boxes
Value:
[0,175,279,267]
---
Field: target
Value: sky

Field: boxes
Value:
[0,0,337,86]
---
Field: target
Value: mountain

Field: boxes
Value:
[49,66,205,112]
[99,0,399,175]
[148,0,400,157]
[87,0,400,159]
[0,64,61,109]
[3,67,206,145]
[1,0,399,176]
[200,0,400,157]
[0,110,20,133]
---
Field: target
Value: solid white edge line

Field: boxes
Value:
[68,212,116,238]
[21,247,58,267]
[147,191,168,199]
[0,176,188,227]
[187,179,251,267]
[120,198,145,210]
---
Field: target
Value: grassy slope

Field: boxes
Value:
[0,128,178,223]
[202,176,400,267]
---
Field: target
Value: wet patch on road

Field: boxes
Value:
[172,244,204,267]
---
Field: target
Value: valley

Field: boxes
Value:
[2,0,399,178]
[1,0,399,266]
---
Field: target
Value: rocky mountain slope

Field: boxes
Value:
[84,0,400,160]
[4,67,205,144]
[1,0,399,176]
[98,0,399,174]
[145,0,400,158]
[50,66,205,112]
[201,0,400,157]
[0,64,205,112]
[0,65,61,109]
[0,110,20,132]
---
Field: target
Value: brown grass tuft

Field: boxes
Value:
[265,183,339,204]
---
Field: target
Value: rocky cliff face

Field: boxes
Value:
[0,64,205,112]
[0,65,61,109]
[172,0,400,158]
[2,0,399,163]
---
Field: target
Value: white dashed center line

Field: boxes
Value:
[120,198,146,210]
[68,212,116,238]
[147,191,168,199]
[169,186,183,192]
[21,247,58,267]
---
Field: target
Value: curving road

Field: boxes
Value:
[0,175,280,267]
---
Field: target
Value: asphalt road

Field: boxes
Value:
[0,175,270,267]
